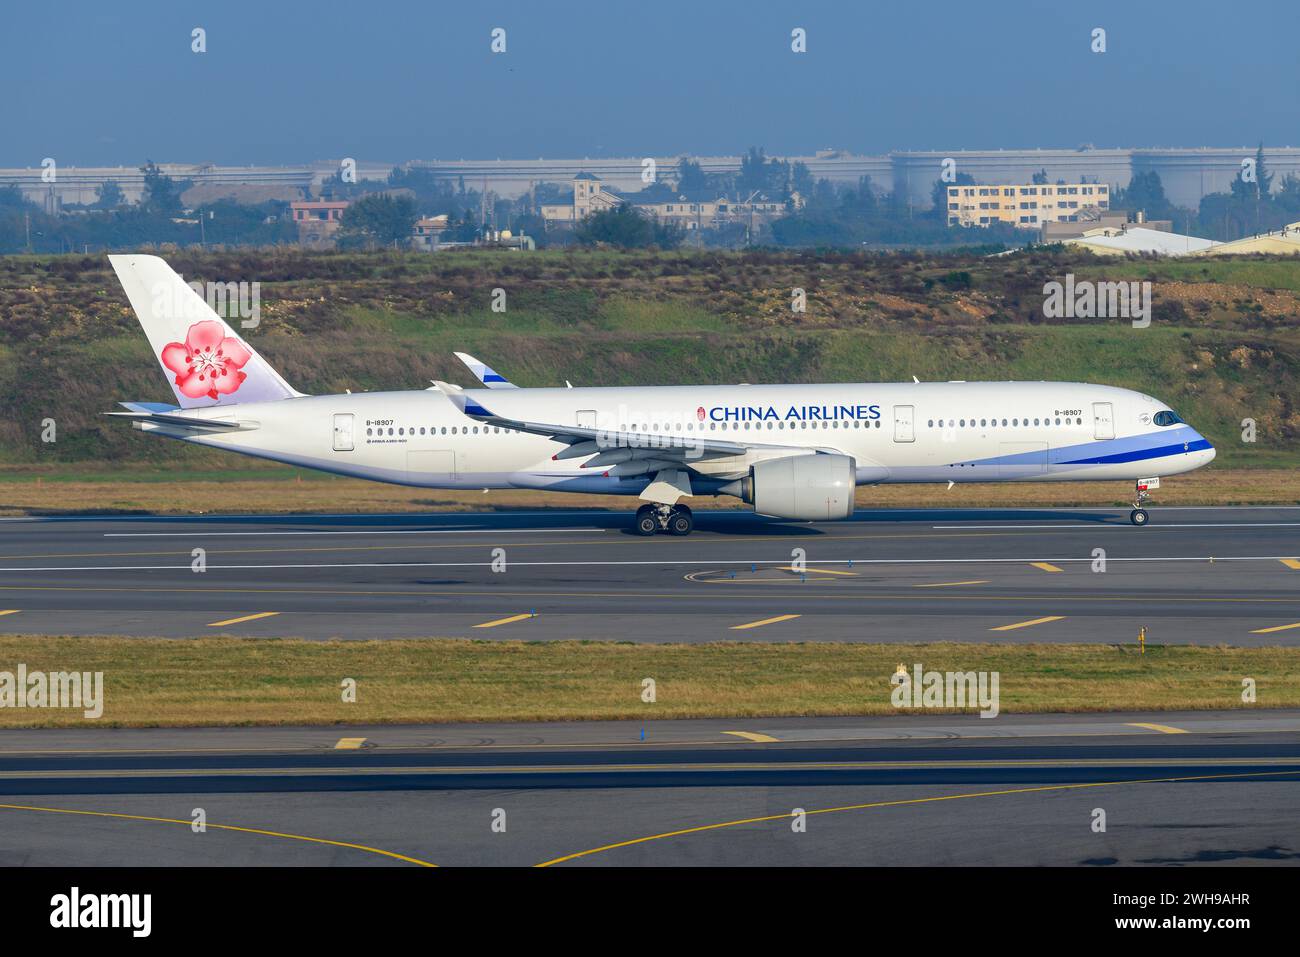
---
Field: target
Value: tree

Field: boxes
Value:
[737,146,790,198]
[575,203,682,248]
[676,158,710,194]
[94,179,124,209]
[790,162,814,198]
[1031,168,1049,185]
[139,161,184,215]
[1252,142,1273,200]
[1112,170,1175,220]
[337,193,418,248]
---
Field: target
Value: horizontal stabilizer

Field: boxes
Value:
[106,402,251,432]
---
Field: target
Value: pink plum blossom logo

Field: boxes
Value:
[696,406,706,422]
[160,320,251,400]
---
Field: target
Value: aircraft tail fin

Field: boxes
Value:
[109,254,303,408]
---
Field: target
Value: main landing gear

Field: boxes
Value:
[1129,478,1156,526]
[634,503,694,536]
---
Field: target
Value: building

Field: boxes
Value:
[1061,225,1220,257]
[7,148,1300,217]
[289,199,349,247]
[1195,221,1300,256]
[0,164,314,209]
[410,215,448,251]
[539,172,623,223]
[541,173,797,230]
[947,183,1110,228]
[1041,210,1172,242]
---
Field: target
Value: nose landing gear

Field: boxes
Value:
[634,503,694,536]
[1130,477,1157,526]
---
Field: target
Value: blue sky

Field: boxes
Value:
[2,0,1297,166]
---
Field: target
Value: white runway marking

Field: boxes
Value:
[0,556,1298,573]
[933,523,1300,530]
[103,527,604,538]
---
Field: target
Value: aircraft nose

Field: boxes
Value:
[1191,429,1215,463]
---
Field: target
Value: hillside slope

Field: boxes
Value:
[0,249,1296,471]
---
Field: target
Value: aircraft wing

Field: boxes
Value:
[436,384,814,477]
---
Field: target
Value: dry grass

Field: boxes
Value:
[0,467,1294,516]
[0,635,1292,728]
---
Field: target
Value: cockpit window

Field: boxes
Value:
[1153,410,1183,426]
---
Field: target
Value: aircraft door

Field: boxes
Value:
[332,413,355,452]
[1093,402,1115,440]
[576,410,597,428]
[892,405,915,442]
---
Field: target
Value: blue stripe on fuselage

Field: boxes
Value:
[1058,438,1212,465]
[961,427,1207,469]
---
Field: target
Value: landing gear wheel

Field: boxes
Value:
[634,505,659,536]
[666,507,694,536]
[1130,479,1155,527]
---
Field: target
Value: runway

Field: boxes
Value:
[0,506,1297,643]
[0,710,1296,866]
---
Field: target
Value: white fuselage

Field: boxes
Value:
[138,380,1215,497]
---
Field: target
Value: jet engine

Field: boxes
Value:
[720,454,856,521]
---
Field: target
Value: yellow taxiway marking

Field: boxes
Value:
[474,613,533,629]
[913,580,990,588]
[206,611,280,627]
[1030,562,1063,573]
[1251,621,1300,634]
[0,610,19,617]
[533,767,1300,867]
[731,614,801,631]
[334,738,367,749]
[722,731,781,743]
[0,802,435,866]
[1280,559,1300,570]
[990,615,1066,632]
[1126,722,1187,734]
[779,566,857,577]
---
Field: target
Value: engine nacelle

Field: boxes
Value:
[723,454,856,521]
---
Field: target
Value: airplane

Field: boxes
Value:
[107,255,1216,536]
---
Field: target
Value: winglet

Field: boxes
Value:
[433,381,495,419]
[455,352,518,389]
